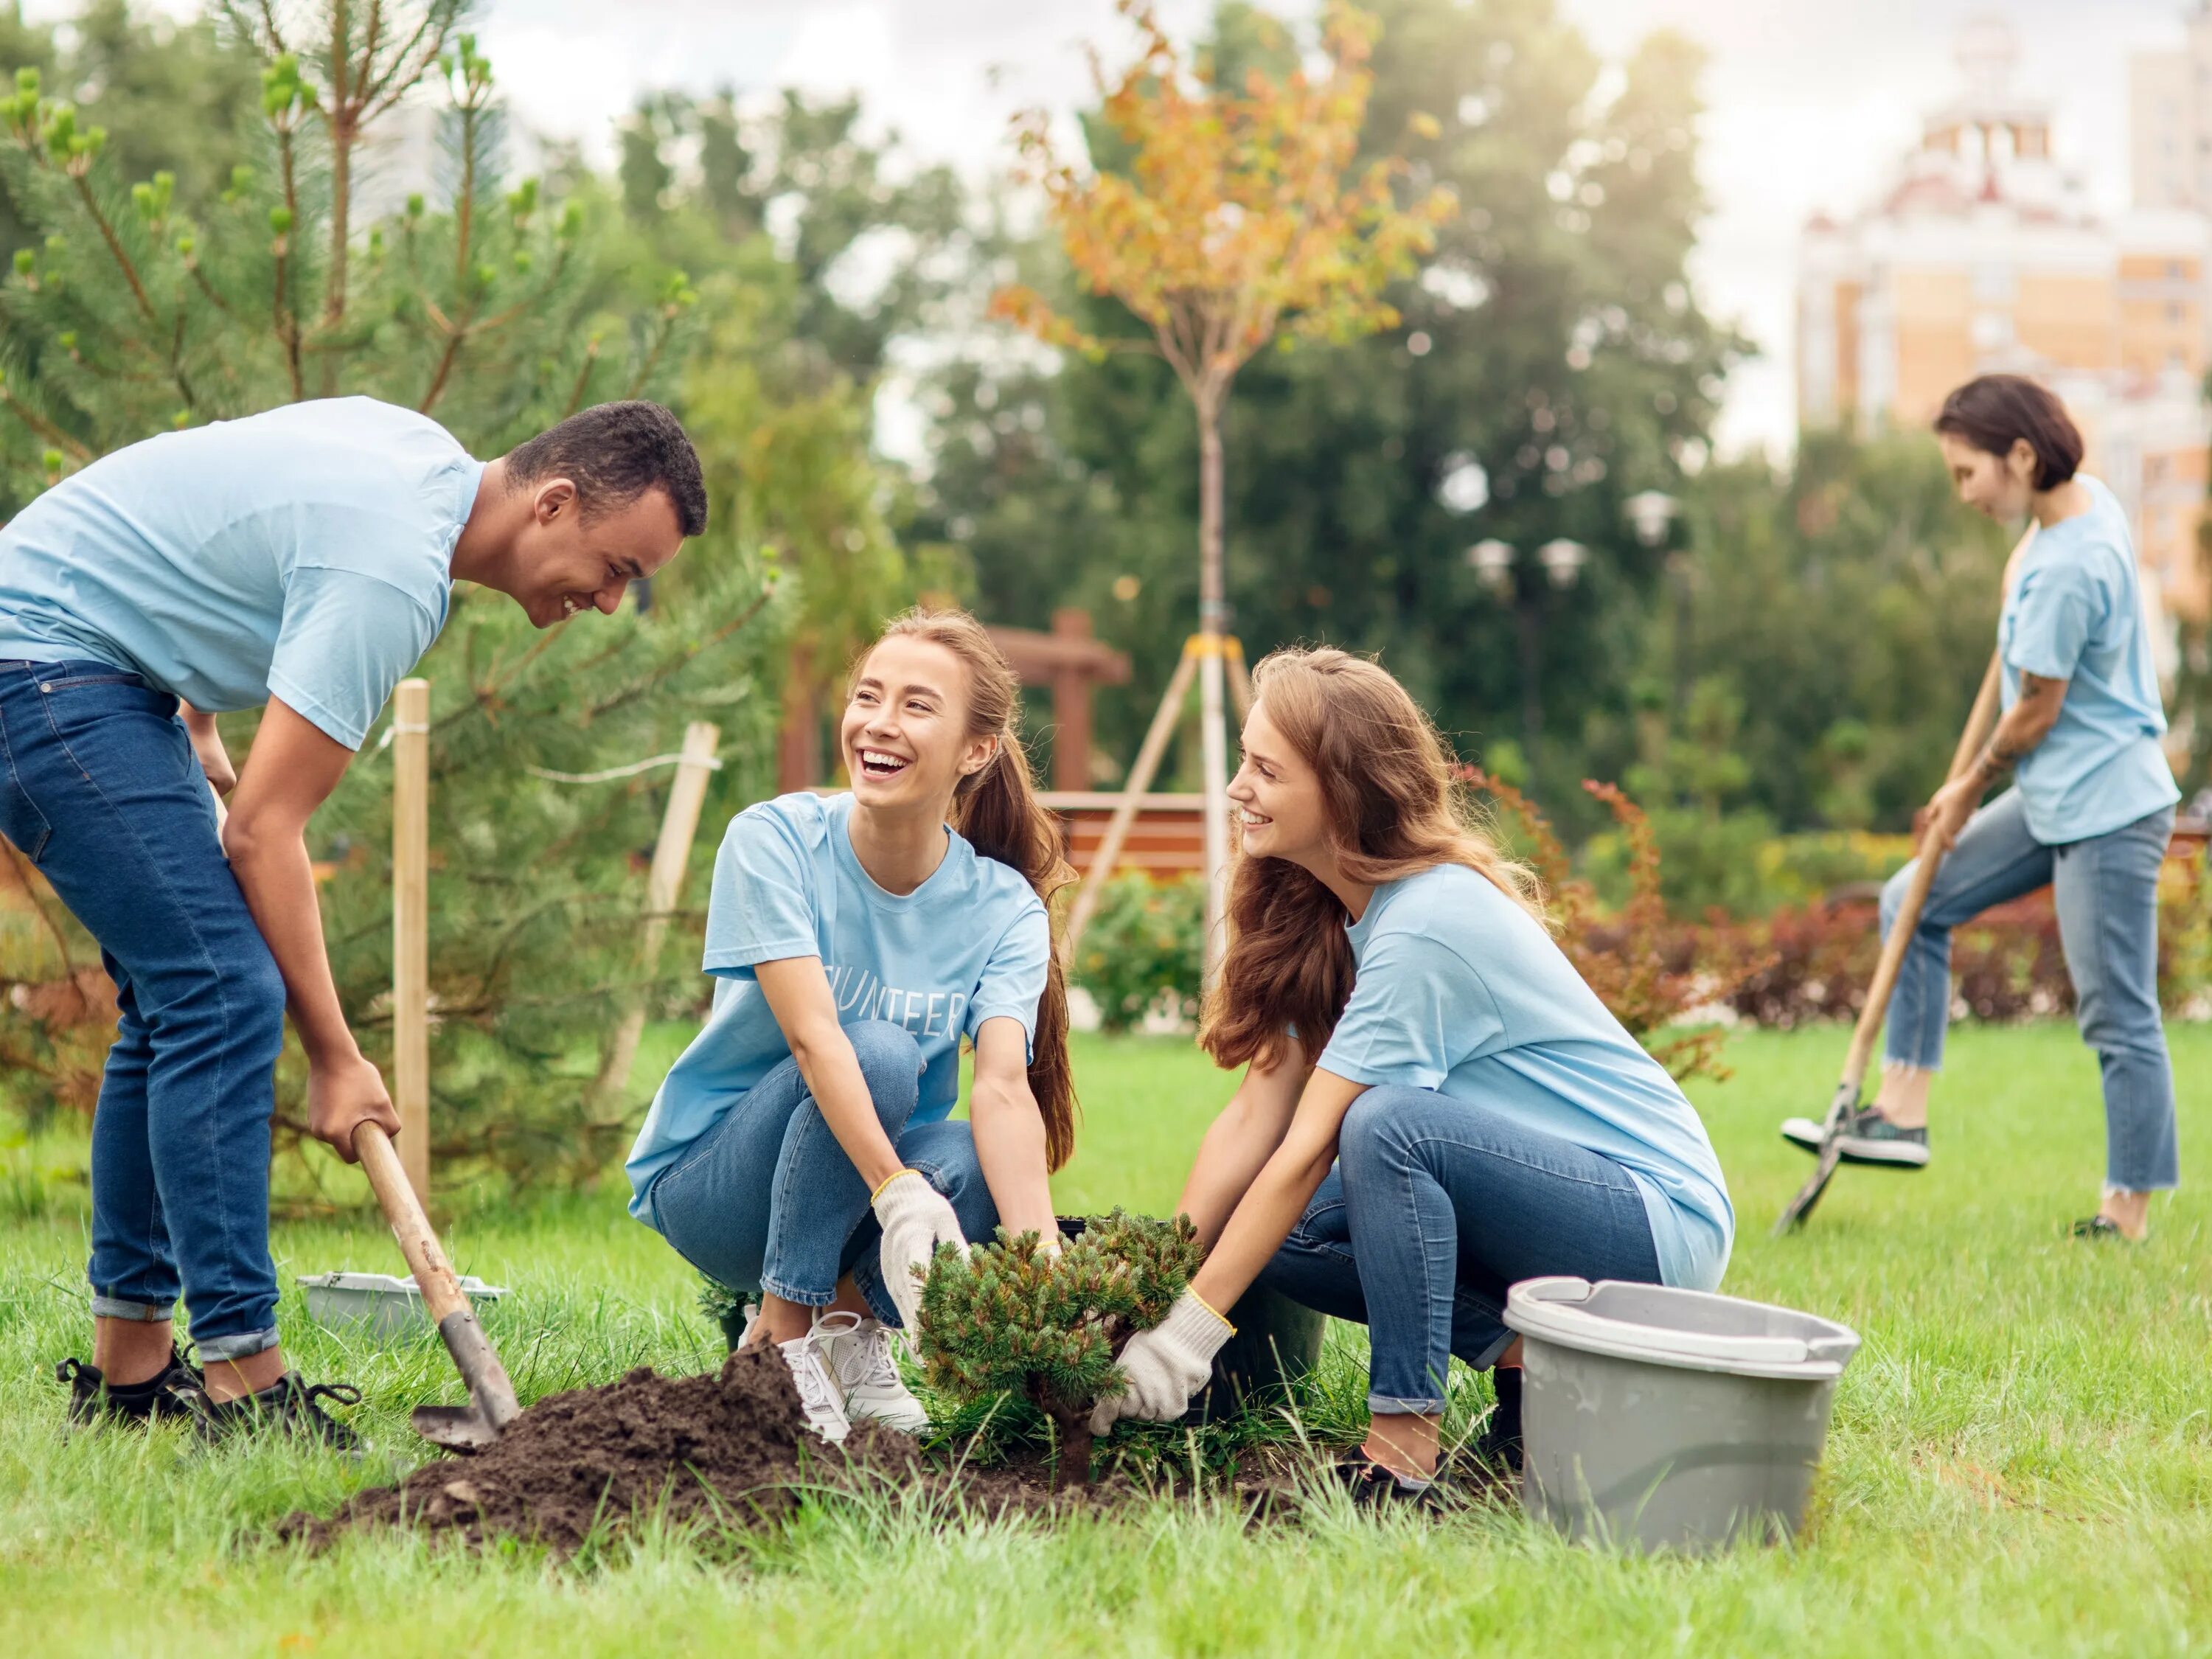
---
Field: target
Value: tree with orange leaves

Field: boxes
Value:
[995,0,1452,972]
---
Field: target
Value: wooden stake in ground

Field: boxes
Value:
[993,1,1450,978]
[391,677,431,1207]
[588,721,722,1107]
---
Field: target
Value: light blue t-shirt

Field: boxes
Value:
[1315,863,1734,1291]
[625,790,1051,1219]
[0,397,481,749]
[1998,476,2179,844]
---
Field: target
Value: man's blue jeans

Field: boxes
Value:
[1881,790,2178,1191]
[642,1020,998,1326]
[1258,1084,1663,1415]
[0,661,288,1360]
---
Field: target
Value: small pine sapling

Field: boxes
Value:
[916,1209,1206,1487]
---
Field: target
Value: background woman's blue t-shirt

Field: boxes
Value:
[1315,863,1734,1290]
[1998,476,2178,845]
[625,790,1050,1219]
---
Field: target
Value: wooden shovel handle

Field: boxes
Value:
[1837,648,2006,1095]
[354,1121,472,1326]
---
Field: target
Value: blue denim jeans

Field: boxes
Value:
[1882,790,2179,1190]
[0,661,288,1360]
[642,1020,998,1326]
[1257,1083,1662,1415]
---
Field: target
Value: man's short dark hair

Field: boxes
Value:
[507,400,708,538]
[1932,375,2084,491]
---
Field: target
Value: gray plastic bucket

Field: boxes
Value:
[298,1271,508,1343]
[1505,1276,1860,1554]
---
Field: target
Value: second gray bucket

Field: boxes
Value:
[1505,1276,1860,1554]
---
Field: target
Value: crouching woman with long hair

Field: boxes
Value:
[625,609,1077,1441]
[1088,648,1733,1503]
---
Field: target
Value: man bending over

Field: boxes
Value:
[0,396,705,1444]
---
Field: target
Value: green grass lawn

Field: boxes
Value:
[4,1022,2211,1656]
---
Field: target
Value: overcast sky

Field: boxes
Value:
[32,0,2202,454]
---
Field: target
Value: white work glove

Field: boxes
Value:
[1088,1289,1234,1436]
[872,1169,968,1339]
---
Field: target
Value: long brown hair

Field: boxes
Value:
[855,607,1079,1169]
[1201,646,1544,1072]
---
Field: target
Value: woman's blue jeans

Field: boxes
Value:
[1881,790,2178,1190]
[1257,1084,1662,1415]
[642,1020,998,1326]
[0,661,288,1361]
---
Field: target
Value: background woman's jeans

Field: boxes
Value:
[0,661,288,1361]
[644,1020,998,1326]
[1257,1084,1662,1415]
[1881,790,2178,1191]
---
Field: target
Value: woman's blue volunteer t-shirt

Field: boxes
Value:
[1997,476,2179,845]
[625,790,1050,1220]
[1315,863,1734,1291]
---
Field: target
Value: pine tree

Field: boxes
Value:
[917,1210,1206,1487]
[0,7,791,1184]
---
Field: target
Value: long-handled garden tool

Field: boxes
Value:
[1771,647,2006,1235]
[203,779,521,1447]
[352,1119,523,1449]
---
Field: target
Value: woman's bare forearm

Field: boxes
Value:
[969,1078,1057,1238]
[1191,1138,1337,1313]
[1966,672,2065,790]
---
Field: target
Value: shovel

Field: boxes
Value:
[352,1120,523,1449]
[200,781,521,1448]
[1771,646,2005,1235]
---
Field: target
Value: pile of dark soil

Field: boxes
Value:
[284,1348,1194,1555]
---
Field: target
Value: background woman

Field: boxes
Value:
[1088,648,1733,1502]
[1779,374,2181,1240]
[624,608,1077,1439]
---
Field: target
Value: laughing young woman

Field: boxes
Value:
[1086,648,1734,1503]
[625,609,1074,1441]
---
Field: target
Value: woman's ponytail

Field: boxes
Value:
[863,608,1079,1169]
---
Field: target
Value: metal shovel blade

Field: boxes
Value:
[411,1402,508,1451]
[1772,1080,1857,1236]
[409,1308,524,1452]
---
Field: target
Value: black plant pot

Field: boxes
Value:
[1182,1281,1326,1424]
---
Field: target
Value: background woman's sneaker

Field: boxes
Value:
[55,1346,204,1427]
[1780,1105,1930,1168]
[812,1311,930,1434]
[193,1374,363,1450]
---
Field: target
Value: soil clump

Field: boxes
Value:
[284,1347,1184,1555]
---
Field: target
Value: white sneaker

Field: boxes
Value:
[776,1331,851,1444]
[812,1310,930,1434]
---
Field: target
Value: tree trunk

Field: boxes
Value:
[1045,1404,1095,1490]
[322,1,354,371]
[1195,391,1231,984]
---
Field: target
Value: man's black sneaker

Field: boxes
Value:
[1780,1106,1930,1169]
[194,1373,364,1450]
[1332,1450,1444,1509]
[55,1346,205,1426]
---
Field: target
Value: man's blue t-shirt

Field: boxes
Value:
[0,397,481,749]
[1999,476,2179,844]
[625,790,1051,1220]
[1315,863,1734,1291]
